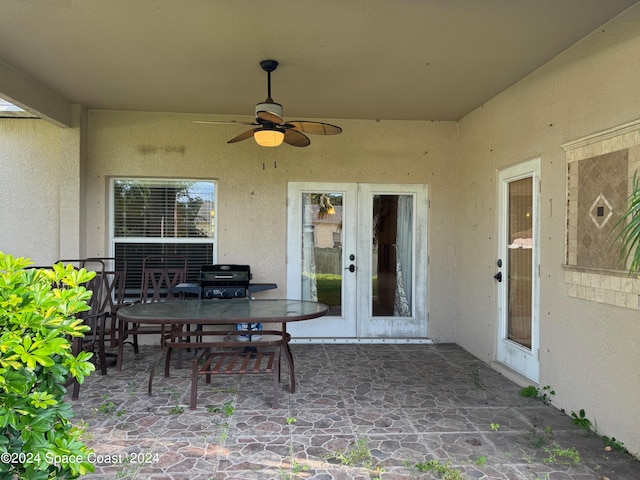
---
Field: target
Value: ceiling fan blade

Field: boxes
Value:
[286,121,342,135]
[227,129,257,144]
[194,120,258,126]
[283,129,311,147]
[257,110,284,124]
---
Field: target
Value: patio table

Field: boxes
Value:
[117,299,328,397]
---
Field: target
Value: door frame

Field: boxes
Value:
[286,182,429,342]
[286,182,358,339]
[496,158,541,382]
[356,183,429,338]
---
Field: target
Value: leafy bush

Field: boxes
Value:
[0,253,96,478]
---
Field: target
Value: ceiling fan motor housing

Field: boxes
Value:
[255,102,283,122]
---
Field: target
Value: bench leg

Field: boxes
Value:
[272,348,280,409]
[165,345,173,377]
[284,342,295,393]
[190,355,198,410]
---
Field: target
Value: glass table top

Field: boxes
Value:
[117,299,329,325]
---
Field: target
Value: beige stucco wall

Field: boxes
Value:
[83,112,458,341]
[0,107,87,264]
[1,119,62,264]
[456,4,640,455]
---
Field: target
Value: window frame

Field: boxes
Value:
[108,176,218,286]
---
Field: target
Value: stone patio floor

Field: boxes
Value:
[68,343,640,479]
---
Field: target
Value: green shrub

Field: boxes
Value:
[0,253,96,479]
[570,409,593,432]
[519,385,555,405]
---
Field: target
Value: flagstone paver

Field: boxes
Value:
[69,343,640,479]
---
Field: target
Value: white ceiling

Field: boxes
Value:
[0,0,637,122]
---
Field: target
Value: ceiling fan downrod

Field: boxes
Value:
[260,59,278,102]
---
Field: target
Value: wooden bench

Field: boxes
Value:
[190,346,281,409]
[147,326,289,409]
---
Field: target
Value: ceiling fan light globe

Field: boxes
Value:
[254,129,284,147]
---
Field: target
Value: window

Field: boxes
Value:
[111,178,216,292]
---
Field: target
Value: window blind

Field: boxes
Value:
[113,179,215,239]
[112,178,216,293]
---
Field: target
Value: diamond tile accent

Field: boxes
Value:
[588,193,613,229]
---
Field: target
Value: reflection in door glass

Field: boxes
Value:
[507,177,533,349]
[372,195,413,317]
[301,193,343,315]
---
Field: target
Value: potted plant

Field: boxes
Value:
[0,252,96,479]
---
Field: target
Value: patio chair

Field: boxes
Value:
[85,257,129,348]
[56,258,110,399]
[117,254,187,370]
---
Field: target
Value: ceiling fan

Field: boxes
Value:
[195,60,342,147]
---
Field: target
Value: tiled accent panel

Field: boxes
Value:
[563,118,640,309]
[575,150,627,269]
[564,269,640,309]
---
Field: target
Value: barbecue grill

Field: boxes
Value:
[174,264,277,299]
[200,264,278,298]
[200,264,251,299]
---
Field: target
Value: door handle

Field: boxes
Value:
[346,264,356,273]
[494,271,502,282]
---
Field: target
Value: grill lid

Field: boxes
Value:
[200,264,251,286]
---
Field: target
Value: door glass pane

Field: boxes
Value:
[507,177,533,349]
[372,194,413,317]
[301,193,343,315]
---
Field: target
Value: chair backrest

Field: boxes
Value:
[85,257,127,314]
[56,258,106,321]
[140,255,187,303]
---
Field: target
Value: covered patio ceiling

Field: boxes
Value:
[0,0,638,125]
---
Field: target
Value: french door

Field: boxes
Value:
[286,182,428,340]
[496,159,540,382]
